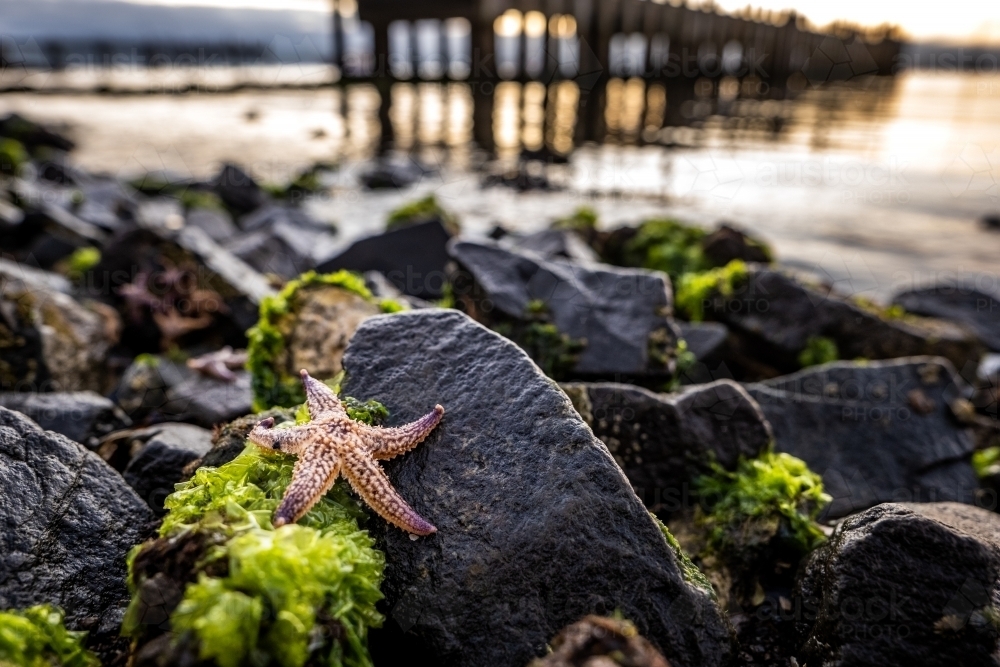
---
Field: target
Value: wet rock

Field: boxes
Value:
[0,259,119,393]
[702,265,983,372]
[529,615,672,667]
[0,406,155,664]
[226,204,339,278]
[317,219,452,300]
[358,159,431,189]
[449,240,682,378]
[114,354,252,428]
[121,423,213,512]
[980,214,1000,231]
[344,309,732,667]
[700,224,771,266]
[972,353,999,421]
[509,229,600,264]
[87,226,273,352]
[3,179,110,264]
[212,163,268,214]
[562,380,771,517]
[677,321,728,364]
[746,358,978,519]
[185,207,237,243]
[797,502,1000,667]
[0,391,128,449]
[892,286,1000,352]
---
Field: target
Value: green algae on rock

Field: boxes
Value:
[797,336,839,368]
[124,400,389,667]
[695,450,830,560]
[622,218,711,283]
[650,514,715,599]
[126,438,385,667]
[385,194,459,235]
[675,260,749,322]
[246,270,402,411]
[0,605,100,667]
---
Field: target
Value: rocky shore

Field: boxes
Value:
[2,114,1000,667]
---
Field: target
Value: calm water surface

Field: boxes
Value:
[2,70,999,300]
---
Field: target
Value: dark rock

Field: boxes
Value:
[358,159,432,189]
[481,161,556,191]
[317,219,452,300]
[700,224,771,266]
[678,321,728,364]
[3,179,110,261]
[0,259,120,393]
[344,309,732,667]
[746,358,978,519]
[562,380,771,517]
[0,406,155,664]
[892,286,1000,352]
[449,240,682,378]
[980,214,1000,231]
[528,615,672,667]
[87,226,273,352]
[797,502,1000,667]
[122,423,213,513]
[0,113,75,152]
[0,391,128,449]
[703,265,983,372]
[226,204,338,278]
[185,207,237,243]
[212,163,268,214]
[509,229,600,264]
[115,355,252,428]
[972,353,999,421]
[363,271,433,309]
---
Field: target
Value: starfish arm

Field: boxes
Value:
[300,369,347,418]
[247,421,312,455]
[274,446,342,527]
[365,405,444,461]
[341,449,437,535]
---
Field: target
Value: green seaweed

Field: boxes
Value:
[385,195,459,234]
[127,401,386,667]
[675,260,749,322]
[58,247,101,283]
[973,447,1000,479]
[551,206,598,232]
[695,450,830,559]
[246,270,398,411]
[179,189,225,212]
[0,604,99,667]
[622,219,710,283]
[798,336,839,368]
[0,138,28,176]
[650,514,715,599]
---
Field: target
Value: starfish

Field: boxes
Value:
[247,369,443,535]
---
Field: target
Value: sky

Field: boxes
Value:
[119,0,1000,45]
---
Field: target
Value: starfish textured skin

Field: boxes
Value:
[247,369,443,535]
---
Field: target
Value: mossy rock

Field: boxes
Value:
[675,260,749,322]
[0,604,100,667]
[125,403,388,667]
[685,449,830,607]
[385,195,459,235]
[247,270,402,411]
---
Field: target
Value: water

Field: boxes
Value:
[2,69,998,300]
